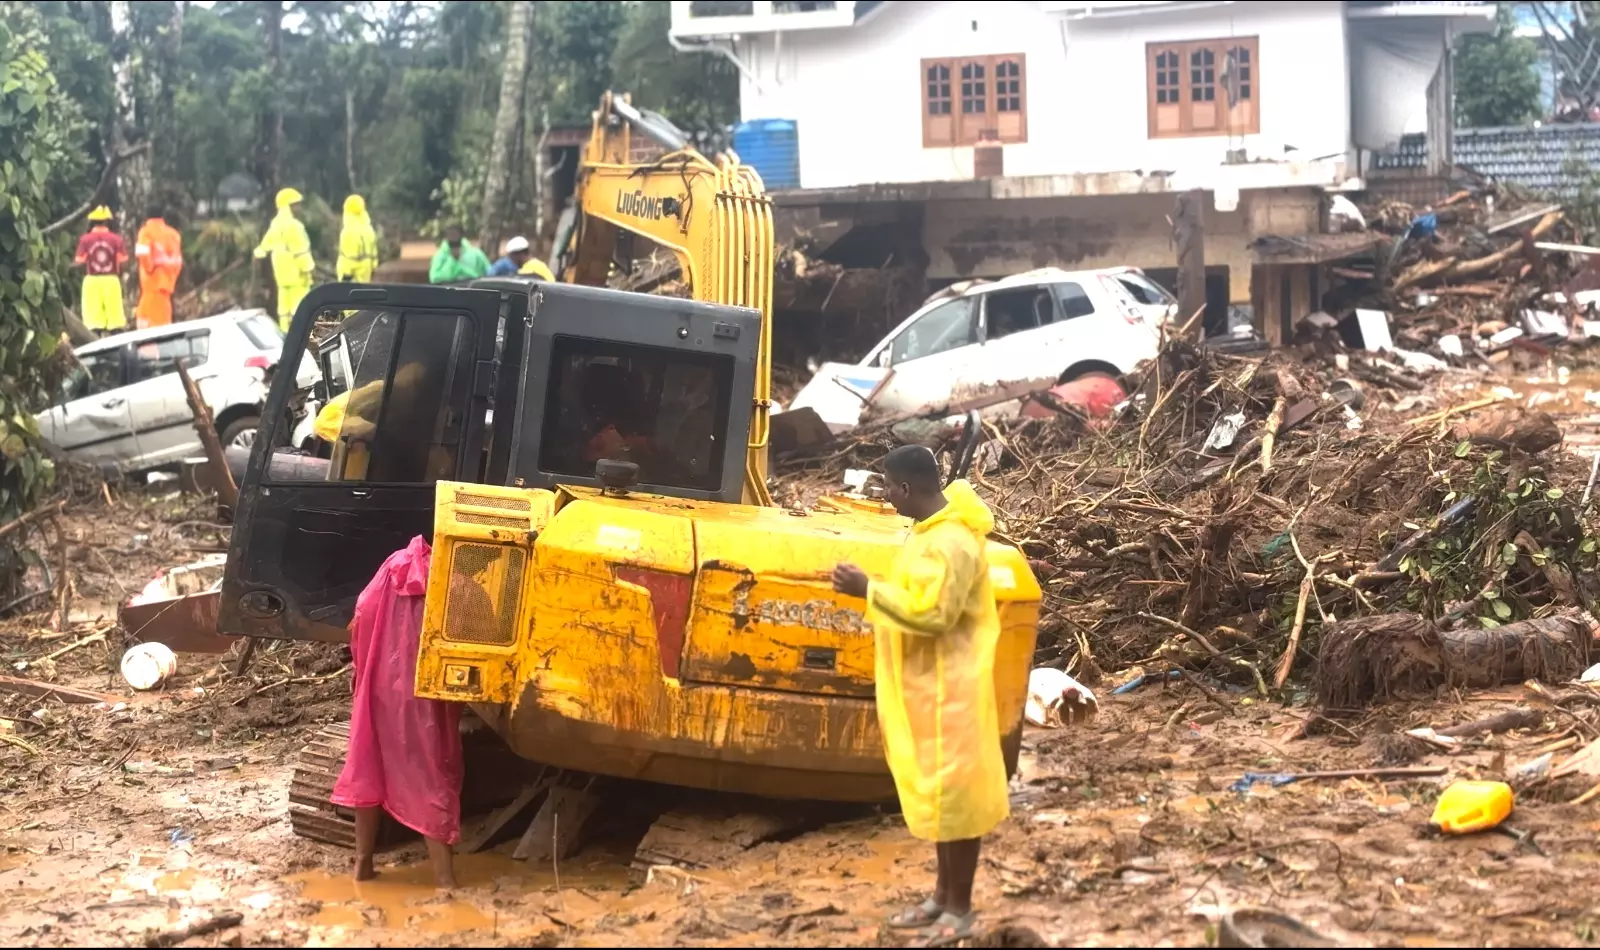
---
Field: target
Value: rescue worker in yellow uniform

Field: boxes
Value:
[832,445,1008,946]
[73,206,129,336]
[336,194,378,282]
[254,187,316,331]
[518,257,555,281]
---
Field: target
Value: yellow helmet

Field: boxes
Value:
[275,187,304,209]
[87,205,113,222]
[343,194,366,215]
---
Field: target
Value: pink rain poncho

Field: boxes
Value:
[330,536,464,843]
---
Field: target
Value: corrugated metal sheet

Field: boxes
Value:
[1371,124,1600,196]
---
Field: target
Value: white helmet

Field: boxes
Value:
[504,235,530,254]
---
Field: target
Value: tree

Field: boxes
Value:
[479,0,532,250]
[0,1,87,597]
[1455,3,1543,128]
[611,0,740,138]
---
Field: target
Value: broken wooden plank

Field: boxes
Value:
[1486,203,1562,235]
[462,775,553,854]
[513,782,600,863]
[175,359,238,512]
[0,674,119,704]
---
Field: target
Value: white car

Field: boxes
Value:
[788,266,1174,429]
[38,310,319,476]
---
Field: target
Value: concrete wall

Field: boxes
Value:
[915,187,1321,303]
[734,0,1352,190]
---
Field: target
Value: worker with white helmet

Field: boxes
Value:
[487,235,533,278]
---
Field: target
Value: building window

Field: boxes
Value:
[922,54,1027,147]
[1146,37,1259,138]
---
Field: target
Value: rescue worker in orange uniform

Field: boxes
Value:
[134,208,184,328]
[74,206,129,336]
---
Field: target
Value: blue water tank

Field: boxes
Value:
[733,118,800,191]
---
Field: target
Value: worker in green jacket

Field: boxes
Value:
[429,224,490,284]
[254,187,316,332]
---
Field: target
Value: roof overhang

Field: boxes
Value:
[668,0,890,40]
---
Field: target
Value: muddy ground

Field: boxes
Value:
[5,369,1600,948]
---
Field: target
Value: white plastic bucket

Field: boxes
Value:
[121,642,178,691]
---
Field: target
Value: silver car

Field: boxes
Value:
[38,310,319,475]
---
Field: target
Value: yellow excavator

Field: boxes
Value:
[220,93,1042,861]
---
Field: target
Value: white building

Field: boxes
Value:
[669,1,1496,340]
[672,0,1493,191]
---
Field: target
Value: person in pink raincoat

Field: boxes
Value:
[331,535,463,887]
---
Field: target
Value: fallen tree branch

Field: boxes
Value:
[42,142,152,236]
[144,912,244,948]
[0,499,66,541]
[0,673,118,704]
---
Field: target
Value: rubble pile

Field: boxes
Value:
[1357,184,1600,359]
[774,337,1600,697]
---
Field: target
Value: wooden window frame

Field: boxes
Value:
[921,53,1027,148]
[1145,37,1260,139]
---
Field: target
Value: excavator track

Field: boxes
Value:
[288,722,364,848]
[289,719,536,849]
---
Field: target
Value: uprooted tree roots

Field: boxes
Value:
[774,338,1600,696]
[1316,609,1597,710]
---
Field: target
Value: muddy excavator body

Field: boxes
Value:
[219,91,1041,854]
[222,280,1040,804]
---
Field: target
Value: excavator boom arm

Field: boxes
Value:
[559,93,775,506]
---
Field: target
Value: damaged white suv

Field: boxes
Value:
[788,266,1174,430]
[36,310,319,476]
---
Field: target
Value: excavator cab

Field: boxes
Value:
[219,279,760,644]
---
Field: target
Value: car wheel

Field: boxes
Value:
[220,415,261,451]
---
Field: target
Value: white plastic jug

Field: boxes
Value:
[121,642,178,691]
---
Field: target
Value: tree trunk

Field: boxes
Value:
[345,87,358,192]
[1174,189,1207,340]
[479,0,532,251]
[109,1,149,231]
[256,1,284,199]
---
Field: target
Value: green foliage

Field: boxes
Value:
[1454,3,1542,128]
[0,1,77,592]
[1396,444,1597,627]
[26,0,740,293]
[612,0,740,135]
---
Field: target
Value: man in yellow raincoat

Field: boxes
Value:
[833,445,1008,945]
[254,187,316,331]
[336,194,378,282]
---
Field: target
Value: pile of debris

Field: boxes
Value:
[1347,183,1600,361]
[774,335,1600,700]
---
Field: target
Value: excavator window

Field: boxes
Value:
[286,308,475,484]
[539,335,733,494]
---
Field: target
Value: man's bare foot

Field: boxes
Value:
[354,856,377,881]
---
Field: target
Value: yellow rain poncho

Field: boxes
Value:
[336,195,378,283]
[518,258,554,281]
[254,188,315,332]
[866,479,1009,842]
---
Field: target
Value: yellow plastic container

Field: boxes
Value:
[1430,780,1513,834]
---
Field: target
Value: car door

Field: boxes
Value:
[220,283,502,644]
[972,284,1063,391]
[865,295,980,414]
[43,347,138,469]
[124,328,212,467]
